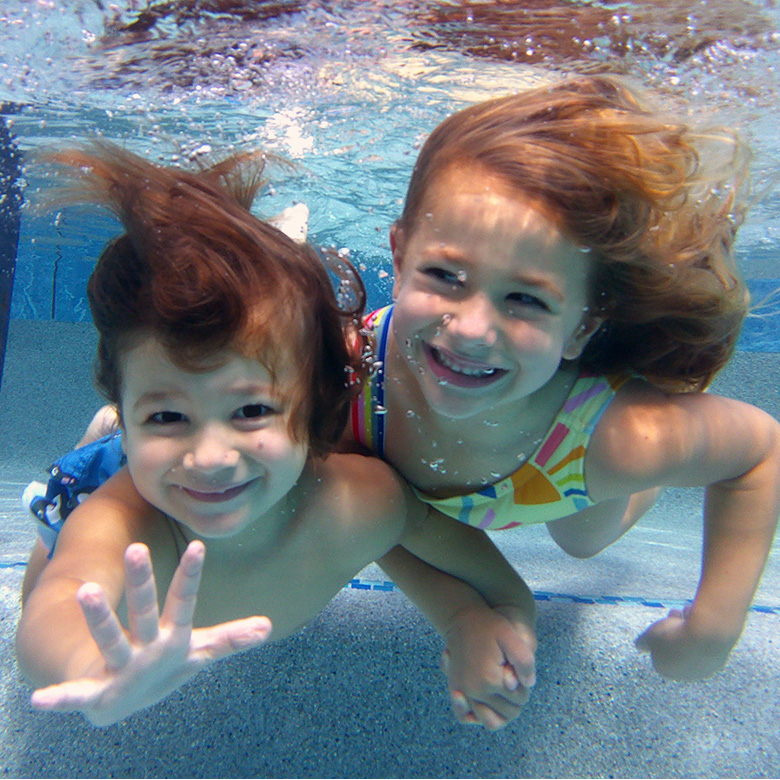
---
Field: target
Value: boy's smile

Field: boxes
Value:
[390,164,600,422]
[119,334,308,540]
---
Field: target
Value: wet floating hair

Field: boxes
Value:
[41,140,367,454]
[401,75,751,391]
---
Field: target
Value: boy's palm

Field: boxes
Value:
[30,541,271,726]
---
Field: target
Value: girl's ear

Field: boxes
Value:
[562,314,603,361]
[390,223,406,300]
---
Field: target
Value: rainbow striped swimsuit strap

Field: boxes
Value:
[350,304,394,458]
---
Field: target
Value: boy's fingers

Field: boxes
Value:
[160,541,206,629]
[124,543,160,644]
[77,582,132,671]
[192,616,272,661]
[31,678,105,712]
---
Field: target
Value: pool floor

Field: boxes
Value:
[0,320,778,779]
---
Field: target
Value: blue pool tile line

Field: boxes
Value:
[346,578,780,615]
[2,567,778,615]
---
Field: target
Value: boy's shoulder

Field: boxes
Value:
[299,452,411,551]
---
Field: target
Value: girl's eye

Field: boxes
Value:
[234,403,274,420]
[148,411,186,425]
[507,292,550,313]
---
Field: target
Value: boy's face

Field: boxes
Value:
[118,334,308,539]
[390,164,600,421]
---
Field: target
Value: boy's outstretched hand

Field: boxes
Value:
[30,541,272,726]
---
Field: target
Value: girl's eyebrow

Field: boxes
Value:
[425,248,567,302]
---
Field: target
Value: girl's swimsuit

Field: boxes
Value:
[350,305,631,531]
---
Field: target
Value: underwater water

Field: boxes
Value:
[1,2,780,778]
[3,0,780,325]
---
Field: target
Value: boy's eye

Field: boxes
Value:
[423,266,463,286]
[234,403,275,420]
[148,411,186,425]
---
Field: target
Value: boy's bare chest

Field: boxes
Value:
[143,510,377,642]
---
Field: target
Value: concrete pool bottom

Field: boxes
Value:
[0,320,778,779]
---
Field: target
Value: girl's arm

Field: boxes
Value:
[380,508,537,730]
[587,382,780,680]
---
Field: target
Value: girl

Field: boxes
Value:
[15,142,534,727]
[355,74,780,726]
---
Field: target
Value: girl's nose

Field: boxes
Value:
[182,426,240,474]
[449,295,498,348]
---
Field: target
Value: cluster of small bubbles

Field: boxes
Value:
[483,419,500,427]
[428,458,446,473]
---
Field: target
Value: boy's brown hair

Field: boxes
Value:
[45,141,366,455]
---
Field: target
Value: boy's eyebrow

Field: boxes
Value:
[132,382,279,408]
[132,390,180,408]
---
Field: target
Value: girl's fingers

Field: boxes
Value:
[160,540,206,629]
[123,543,161,644]
[76,582,132,671]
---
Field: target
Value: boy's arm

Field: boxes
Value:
[587,384,780,680]
[379,507,536,730]
[16,468,144,686]
[16,468,271,725]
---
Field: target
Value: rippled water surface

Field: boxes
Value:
[2,0,779,317]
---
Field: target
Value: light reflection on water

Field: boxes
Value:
[1,1,779,318]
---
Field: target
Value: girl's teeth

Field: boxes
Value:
[435,348,497,377]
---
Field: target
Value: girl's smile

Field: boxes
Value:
[390,164,600,422]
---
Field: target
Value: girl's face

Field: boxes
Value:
[391,164,600,421]
[119,334,308,539]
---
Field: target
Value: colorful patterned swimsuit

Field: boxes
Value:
[350,305,631,531]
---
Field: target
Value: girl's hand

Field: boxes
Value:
[635,604,736,681]
[442,604,536,731]
[30,541,272,726]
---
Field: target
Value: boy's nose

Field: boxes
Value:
[182,427,240,474]
[449,295,498,348]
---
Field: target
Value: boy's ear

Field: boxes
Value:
[390,224,406,300]
[562,313,603,361]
